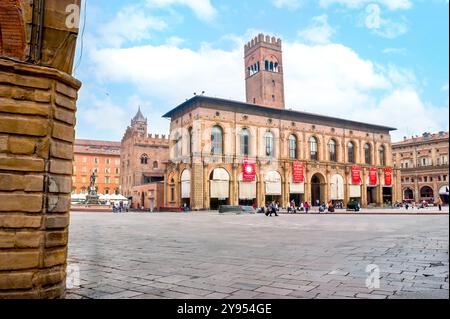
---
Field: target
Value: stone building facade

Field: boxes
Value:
[163,35,401,210]
[73,139,121,195]
[0,0,81,298]
[120,108,169,210]
[392,131,449,205]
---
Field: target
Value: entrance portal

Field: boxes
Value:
[382,187,392,205]
[311,174,325,206]
[367,187,377,205]
[209,168,230,210]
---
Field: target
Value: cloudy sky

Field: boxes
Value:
[73,0,449,142]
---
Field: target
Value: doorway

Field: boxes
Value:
[311,174,325,206]
[367,187,377,205]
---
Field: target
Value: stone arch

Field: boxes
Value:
[310,172,327,206]
[403,187,414,201]
[330,174,344,201]
[209,167,230,209]
[180,169,191,200]
[0,0,26,60]
[420,185,434,202]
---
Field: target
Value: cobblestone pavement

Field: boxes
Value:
[66,212,449,299]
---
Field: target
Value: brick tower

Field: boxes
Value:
[244,34,285,109]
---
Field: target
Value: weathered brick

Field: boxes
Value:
[0,97,49,116]
[49,159,72,175]
[48,175,72,193]
[0,156,44,172]
[16,231,42,248]
[52,122,75,142]
[0,115,48,136]
[0,135,7,152]
[45,214,69,229]
[44,247,67,267]
[56,82,77,99]
[45,230,68,247]
[40,268,65,286]
[0,250,40,270]
[50,140,73,160]
[54,106,75,125]
[0,71,51,90]
[47,195,70,213]
[55,93,76,110]
[0,214,42,228]
[0,290,40,299]
[0,193,42,212]
[35,138,50,158]
[0,173,43,191]
[0,272,34,290]
[8,136,36,155]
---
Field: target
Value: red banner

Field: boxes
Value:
[242,159,256,182]
[384,168,393,186]
[369,167,378,185]
[351,166,361,184]
[293,162,304,183]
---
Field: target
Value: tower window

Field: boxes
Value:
[272,95,275,102]
[265,60,269,71]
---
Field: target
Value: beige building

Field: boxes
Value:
[120,108,169,210]
[392,131,449,205]
[163,34,401,210]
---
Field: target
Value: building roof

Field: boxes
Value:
[132,106,147,122]
[162,96,397,133]
[74,139,121,156]
[392,131,449,147]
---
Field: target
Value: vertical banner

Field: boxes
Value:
[242,159,256,182]
[351,165,361,184]
[369,167,378,186]
[384,168,393,186]
[293,162,304,183]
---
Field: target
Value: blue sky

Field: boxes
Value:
[73,0,449,142]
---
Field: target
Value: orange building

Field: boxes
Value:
[72,139,121,195]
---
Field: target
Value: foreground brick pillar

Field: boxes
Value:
[0,58,81,298]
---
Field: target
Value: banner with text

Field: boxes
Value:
[384,168,393,186]
[293,162,304,183]
[242,159,256,182]
[351,165,361,184]
[369,167,378,186]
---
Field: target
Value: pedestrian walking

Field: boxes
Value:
[304,201,309,214]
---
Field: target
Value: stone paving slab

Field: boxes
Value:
[67,212,449,299]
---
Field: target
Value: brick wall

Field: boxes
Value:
[0,58,81,298]
[0,0,26,60]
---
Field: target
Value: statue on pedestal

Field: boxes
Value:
[85,171,100,205]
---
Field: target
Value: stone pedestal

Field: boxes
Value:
[0,59,81,298]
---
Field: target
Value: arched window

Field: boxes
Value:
[309,136,318,161]
[265,132,274,157]
[365,144,372,165]
[288,135,297,159]
[265,60,269,71]
[269,61,274,71]
[153,161,158,169]
[240,128,250,156]
[348,142,355,163]
[328,139,337,162]
[379,145,385,166]
[211,125,223,155]
[140,154,148,165]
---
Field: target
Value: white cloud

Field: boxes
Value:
[364,4,408,38]
[145,0,217,21]
[298,15,336,44]
[98,6,167,47]
[85,33,447,141]
[319,0,412,10]
[382,47,406,55]
[272,0,303,9]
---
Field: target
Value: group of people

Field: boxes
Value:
[287,200,338,213]
[395,198,444,211]
[256,202,280,216]
[112,201,129,213]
